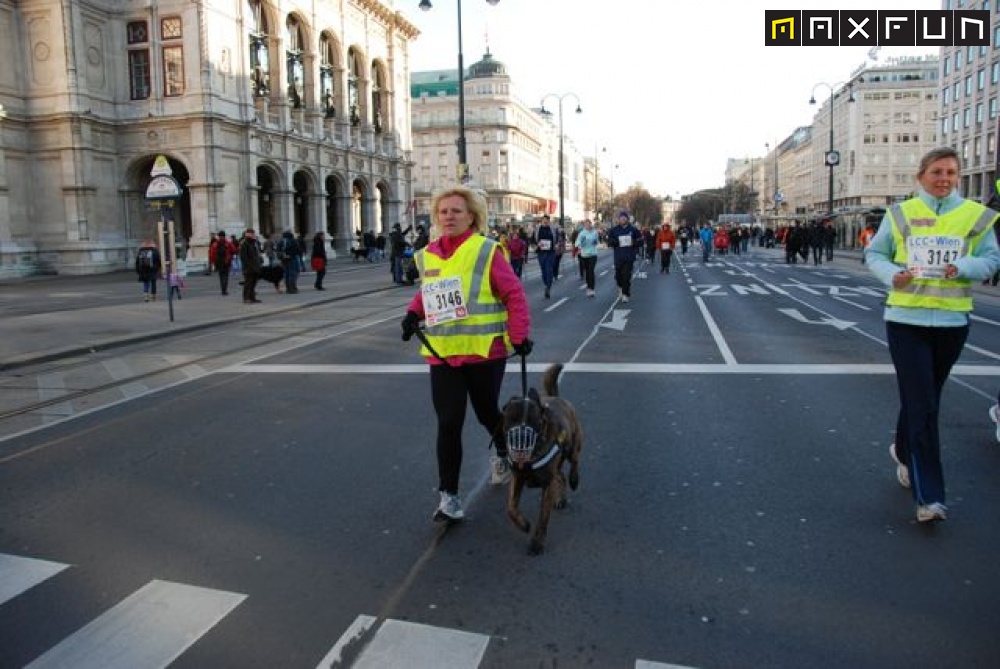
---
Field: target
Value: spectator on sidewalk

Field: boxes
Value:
[278,229,301,294]
[239,229,263,304]
[135,240,161,302]
[209,231,235,295]
[311,231,328,290]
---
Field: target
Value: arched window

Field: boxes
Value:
[248,0,269,97]
[286,16,304,108]
[371,63,384,133]
[348,49,361,126]
[320,34,335,119]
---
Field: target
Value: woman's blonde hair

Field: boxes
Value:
[429,185,488,235]
[917,147,960,178]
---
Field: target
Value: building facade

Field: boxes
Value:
[939,1,1000,202]
[0,0,418,277]
[730,56,939,235]
[410,50,585,230]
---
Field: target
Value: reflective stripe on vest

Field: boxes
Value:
[417,235,509,358]
[886,199,997,310]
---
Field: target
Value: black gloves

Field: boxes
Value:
[401,311,421,341]
[512,338,533,356]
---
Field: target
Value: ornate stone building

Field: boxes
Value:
[0,0,418,276]
[410,49,586,230]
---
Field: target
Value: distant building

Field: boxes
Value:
[728,56,940,230]
[410,49,585,230]
[939,13,1000,202]
[0,0,417,276]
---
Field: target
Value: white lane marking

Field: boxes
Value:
[544,297,569,312]
[316,614,376,668]
[694,295,738,365]
[966,343,1000,362]
[0,553,70,605]
[322,617,490,669]
[26,579,246,669]
[971,313,1000,326]
[223,362,1000,375]
[832,295,871,310]
[636,660,700,669]
[778,308,856,330]
[599,309,630,331]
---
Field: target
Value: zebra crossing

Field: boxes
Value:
[1,552,696,669]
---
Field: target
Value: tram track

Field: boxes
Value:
[0,297,408,432]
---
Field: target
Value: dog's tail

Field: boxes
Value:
[542,363,563,397]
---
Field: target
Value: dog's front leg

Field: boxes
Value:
[507,474,530,534]
[529,479,560,555]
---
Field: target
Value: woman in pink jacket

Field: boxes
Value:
[400,186,532,522]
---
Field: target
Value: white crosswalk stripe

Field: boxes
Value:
[2,552,697,667]
[0,553,69,605]
[24,579,246,669]
[318,615,490,669]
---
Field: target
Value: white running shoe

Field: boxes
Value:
[586,289,595,297]
[622,295,630,303]
[433,492,464,522]
[889,444,911,489]
[916,502,948,523]
[989,404,1000,444]
[490,455,512,485]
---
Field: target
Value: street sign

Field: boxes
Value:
[145,175,182,200]
[150,154,173,176]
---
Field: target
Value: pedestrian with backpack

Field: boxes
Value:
[135,240,161,302]
[209,231,234,295]
[278,229,301,293]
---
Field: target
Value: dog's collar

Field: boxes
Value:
[509,443,559,471]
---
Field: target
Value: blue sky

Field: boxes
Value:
[403,0,942,197]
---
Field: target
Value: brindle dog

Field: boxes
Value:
[501,363,582,555]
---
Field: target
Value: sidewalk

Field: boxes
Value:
[0,255,404,371]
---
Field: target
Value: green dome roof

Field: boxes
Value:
[467,50,507,79]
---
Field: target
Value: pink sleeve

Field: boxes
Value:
[491,251,531,343]
[406,290,424,318]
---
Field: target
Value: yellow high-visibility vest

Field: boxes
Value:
[886,197,997,311]
[414,235,509,358]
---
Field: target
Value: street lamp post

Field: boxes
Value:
[765,141,779,218]
[419,0,499,184]
[810,80,855,217]
[540,93,582,230]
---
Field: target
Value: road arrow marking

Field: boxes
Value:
[599,308,630,331]
[778,308,856,330]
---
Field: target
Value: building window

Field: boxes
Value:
[320,34,335,119]
[128,49,150,100]
[977,102,984,123]
[991,97,998,119]
[127,20,150,100]
[286,16,304,109]
[371,64,384,133]
[163,45,184,96]
[161,17,182,40]
[348,50,361,126]
[248,1,270,97]
[127,20,148,44]
[978,68,985,90]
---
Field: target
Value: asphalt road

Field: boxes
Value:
[1,246,999,668]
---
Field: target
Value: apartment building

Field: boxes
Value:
[731,56,939,233]
[0,0,417,276]
[939,0,1000,202]
[410,49,585,229]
